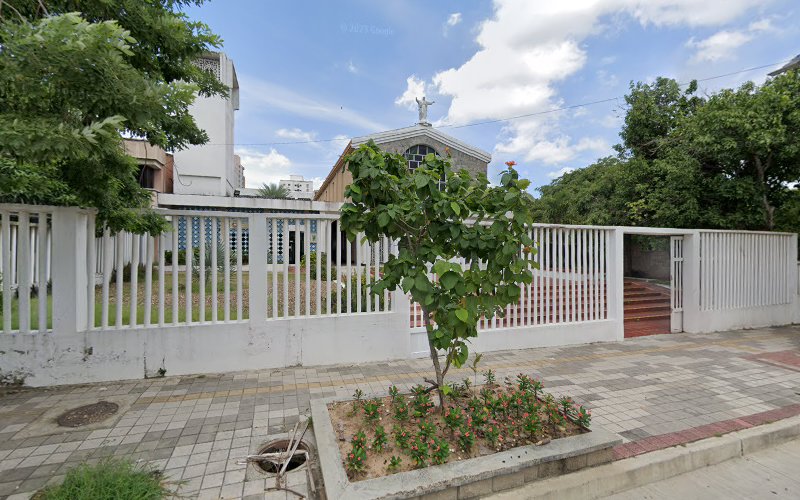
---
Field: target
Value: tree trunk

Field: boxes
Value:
[753,155,775,230]
[422,306,446,410]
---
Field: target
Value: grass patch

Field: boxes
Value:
[35,459,174,499]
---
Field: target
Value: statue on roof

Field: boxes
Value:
[416,96,435,125]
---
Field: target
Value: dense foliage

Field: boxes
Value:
[340,142,536,406]
[535,72,800,233]
[0,1,224,232]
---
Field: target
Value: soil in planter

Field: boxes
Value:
[328,376,590,481]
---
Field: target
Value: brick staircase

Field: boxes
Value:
[624,279,671,337]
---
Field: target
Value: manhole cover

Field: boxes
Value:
[255,439,309,473]
[56,401,119,428]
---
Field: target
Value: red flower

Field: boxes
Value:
[505,160,517,167]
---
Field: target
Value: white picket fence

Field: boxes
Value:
[699,231,795,310]
[409,227,611,330]
[0,204,797,387]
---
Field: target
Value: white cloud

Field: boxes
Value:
[425,0,771,165]
[599,55,617,65]
[394,75,427,110]
[347,60,359,74]
[275,128,316,142]
[596,69,619,87]
[687,18,776,62]
[443,12,463,35]
[687,30,753,62]
[240,75,386,132]
[547,167,574,179]
[236,148,292,188]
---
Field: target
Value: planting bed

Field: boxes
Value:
[312,373,621,499]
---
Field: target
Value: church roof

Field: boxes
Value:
[351,124,492,163]
[769,54,800,76]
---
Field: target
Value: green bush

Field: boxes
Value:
[109,263,147,283]
[192,240,237,277]
[300,251,333,280]
[37,459,173,500]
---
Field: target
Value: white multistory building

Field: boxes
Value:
[172,52,240,196]
[280,175,314,200]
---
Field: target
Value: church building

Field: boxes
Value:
[313,99,491,202]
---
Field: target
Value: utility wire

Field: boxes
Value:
[207,59,791,146]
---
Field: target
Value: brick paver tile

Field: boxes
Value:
[0,325,798,499]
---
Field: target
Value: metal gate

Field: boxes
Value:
[670,236,684,332]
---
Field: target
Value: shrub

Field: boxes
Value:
[300,251,332,280]
[108,263,147,284]
[36,459,172,499]
[372,425,388,452]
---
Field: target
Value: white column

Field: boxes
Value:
[681,231,702,333]
[51,207,90,334]
[607,228,625,340]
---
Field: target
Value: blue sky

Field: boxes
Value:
[183,0,799,192]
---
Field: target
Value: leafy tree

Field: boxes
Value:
[675,72,800,230]
[618,77,702,160]
[0,2,224,232]
[537,71,800,232]
[257,183,291,199]
[340,142,536,408]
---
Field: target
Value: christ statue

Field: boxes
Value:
[416,96,435,124]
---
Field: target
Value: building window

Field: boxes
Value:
[137,165,156,189]
[404,144,445,189]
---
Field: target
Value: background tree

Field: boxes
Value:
[536,71,800,233]
[340,142,536,408]
[0,1,224,232]
[676,75,800,230]
[257,183,291,199]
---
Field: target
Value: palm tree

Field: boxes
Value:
[257,182,290,199]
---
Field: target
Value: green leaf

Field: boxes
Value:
[432,260,450,276]
[450,202,461,215]
[440,271,459,290]
[377,212,390,227]
[455,308,468,323]
[414,174,428,189]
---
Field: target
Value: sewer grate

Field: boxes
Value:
[56,401,119,427]
[254,439,309,473]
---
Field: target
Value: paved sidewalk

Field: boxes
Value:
[604,437,800,499]
[0,325,799,499]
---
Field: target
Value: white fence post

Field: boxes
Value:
[681,231,702,333]
[249,214,268,325]
[607,228,624,340]
[51,207,90,334]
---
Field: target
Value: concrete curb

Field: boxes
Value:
[490,414,800,500]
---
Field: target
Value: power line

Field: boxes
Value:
[208,59,791,146]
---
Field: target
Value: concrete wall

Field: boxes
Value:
[123,139,173,194]
[624,235,670,280]
[376,135,487,178]
[0,310,411,387]
[173,53,238,196]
